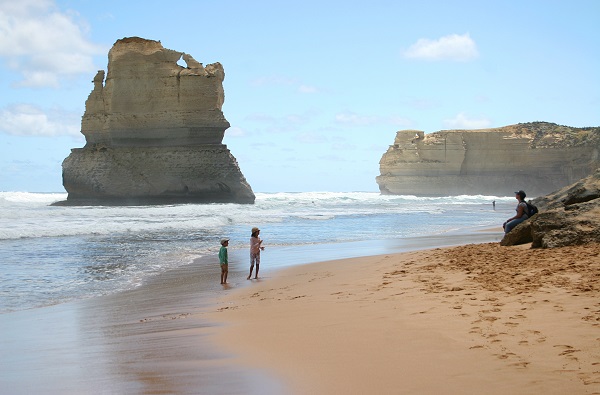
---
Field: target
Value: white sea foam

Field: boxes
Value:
[0,191,514,240]
[0,191,514,313]
[0,191,67,204]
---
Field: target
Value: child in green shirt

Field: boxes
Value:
[219,238,229,284]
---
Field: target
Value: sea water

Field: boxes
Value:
[0,191,514,313]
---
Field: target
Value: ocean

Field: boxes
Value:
[0,191,513,314]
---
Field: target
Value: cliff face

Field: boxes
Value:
[376,122,600,197]
[60,37,255,205]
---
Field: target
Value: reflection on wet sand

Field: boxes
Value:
[1,252,282,395]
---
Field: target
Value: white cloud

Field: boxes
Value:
[0,104,82,136]
[224,126,246,137]
[0,0,107,87]
[298,84,318,94]
[403,33,478,61]
[442,112,491,129]
[285,113,310,124]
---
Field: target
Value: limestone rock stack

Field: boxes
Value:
[59,37,255,205]
[376,122,599,197]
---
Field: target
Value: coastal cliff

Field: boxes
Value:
[58,37,255,205]
[376,122,599,197]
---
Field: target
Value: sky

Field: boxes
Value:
[0,0,599,193]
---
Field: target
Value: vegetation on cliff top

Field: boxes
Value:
[515,122,600,148]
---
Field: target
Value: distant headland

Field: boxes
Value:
[376,122,600,197]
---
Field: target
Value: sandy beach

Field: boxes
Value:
[209,242,600,395]
[3,237,599,394]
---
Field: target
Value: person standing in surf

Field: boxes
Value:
[219,238,229,284]
[248,227,264,280]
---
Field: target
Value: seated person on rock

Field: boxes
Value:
[503,190,529,233]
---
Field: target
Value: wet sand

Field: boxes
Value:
[209,242,600,394]
[0,230,509,394]
[0,248,284,395]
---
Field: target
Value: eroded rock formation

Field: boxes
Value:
[58,37,255,205]
[500,169,600,248]
[377,122,599,197]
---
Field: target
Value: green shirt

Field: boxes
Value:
[219,246,228,265]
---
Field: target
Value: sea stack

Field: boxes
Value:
[376,122,600,197]
[59,37,255,205]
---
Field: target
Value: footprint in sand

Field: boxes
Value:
[509,314,527,319]
[482,297,499,302]
[578,372,600,386]
[386,270,407,276]
[481,315,500,322]
[554,345,581,357]
[554,344,575,350]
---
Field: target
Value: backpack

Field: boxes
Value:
[525,201,538,217]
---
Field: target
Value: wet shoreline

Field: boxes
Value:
[0,230,503,394]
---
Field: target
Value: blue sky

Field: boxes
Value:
[1,0,599,193]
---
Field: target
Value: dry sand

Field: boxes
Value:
[208,242,600,395]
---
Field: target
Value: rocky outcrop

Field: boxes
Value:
[58,37,254,205]
[377,122,600,197]
[500,169,600,248]
[499,221,533,246]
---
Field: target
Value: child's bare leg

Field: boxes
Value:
[247,265,254,280]
[255,263,259,279]
[223,269,228,284]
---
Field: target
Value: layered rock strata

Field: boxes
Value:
[377,122,599,197]
[500,169,600,248]
[59,37,254,205]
